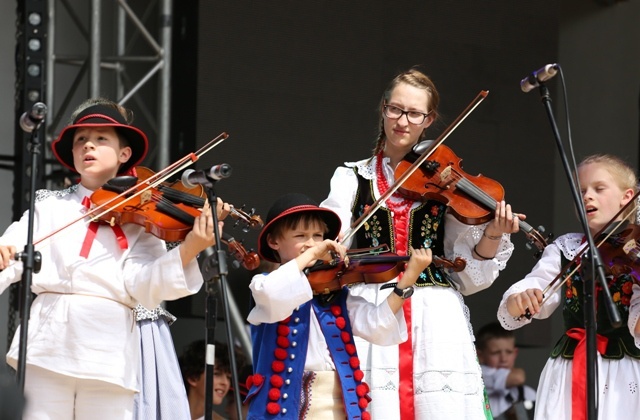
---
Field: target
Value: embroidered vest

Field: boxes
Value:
[550,253,640,359]
[352,168,451,287]
[246,289,370,419]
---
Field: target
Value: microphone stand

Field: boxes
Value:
[14,121,44,390]
[198,177,243,420]
[534,82,621,420]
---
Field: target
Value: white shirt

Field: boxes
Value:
[0,184,204,391]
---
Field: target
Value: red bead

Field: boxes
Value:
[349,356,360,369]
[356,384,368,397]
[354,369,364,381]
[345,343,356,355]
[358,397,369,409]
[335,316,346,329]
[274,348,287,360]
[276,336,290,348]
[271,360,285,373]
[341,331,351,343]
[331,305,342,316]
[251,373,264,387]
[270,375,284,388]
[277,325,290,336]
[268,388,281,401]
[266,402,280,415]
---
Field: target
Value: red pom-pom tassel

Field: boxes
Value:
[277,325,290,336]
[268,388,281,401]
[331,305,342,316]
[271,360,285,373]
[354,369,364,382]
[362,412,371,420]
[341,331,352,343]
[266,402,280,415]
[356,383,368,397]
[349,356,360,369]
[335,316,346,329]
[358,397,369,409]
[274,348,287,360]
[270,375,284,388]
[250,373,264,387]
[276,336,290,348]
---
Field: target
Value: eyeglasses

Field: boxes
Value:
[382,104,431,125]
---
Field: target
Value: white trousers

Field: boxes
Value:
[23,365,135,420]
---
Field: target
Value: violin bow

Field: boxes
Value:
[521,191,640,319]
[342,90,489,244]
[33,132,229,247]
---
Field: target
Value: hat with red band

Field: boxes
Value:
[52,104,149,175]
[258,193,341,263]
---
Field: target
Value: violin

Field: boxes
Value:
[223,232,260,271]
[90,166,263,242]
[519,194,640,320]
[305,244,466,295]
[395,143,550,257]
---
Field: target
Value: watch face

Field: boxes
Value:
[395,286,414,299]
[402,287,414,299]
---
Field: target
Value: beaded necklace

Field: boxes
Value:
[375,153,413,255]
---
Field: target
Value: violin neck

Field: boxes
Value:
[454,177,535,234]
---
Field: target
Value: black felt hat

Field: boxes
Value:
[258,193,342,263]
[52,104,148,175]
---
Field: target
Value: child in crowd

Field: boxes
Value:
[476,322,536,419]
[0,98,222,419]
[244,193,431,419]
[498,154,640,419]
[179,339,239,420]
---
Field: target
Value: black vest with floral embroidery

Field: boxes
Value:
[550,252,640,359]
[351,168,451,287]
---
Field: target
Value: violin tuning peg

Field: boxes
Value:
[537,225,546,234]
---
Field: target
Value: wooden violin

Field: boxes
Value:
[396,143,550,257]
[90,166,263,242]
[305,244,466,295]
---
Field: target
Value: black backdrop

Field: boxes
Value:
[169,1,560,352]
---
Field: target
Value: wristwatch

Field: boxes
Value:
[393,285,414,299]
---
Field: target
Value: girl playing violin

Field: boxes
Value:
[244,193,431,419]
[499,154,640,419]
[321,67,522,419]
[0,98,225,419]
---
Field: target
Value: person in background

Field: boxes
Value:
[476,322,536,419]
[180,339,242,420]
[498,154,640,419]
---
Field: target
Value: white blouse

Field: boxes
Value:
[0,183,204,391]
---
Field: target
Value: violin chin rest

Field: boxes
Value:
[102,176,139,193]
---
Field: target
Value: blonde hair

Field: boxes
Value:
[372,68,440,156]
[579,154,639,222]
[579,154,638,192]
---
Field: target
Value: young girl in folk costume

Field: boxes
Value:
[321,68,522,419]
[499,154,640,420]
[245,193,432,419]
[0,98,224,419]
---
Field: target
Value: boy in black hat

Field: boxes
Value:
[244,193,431,420]
[0,98,225,419]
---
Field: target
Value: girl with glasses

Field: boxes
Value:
[321,67,522,419]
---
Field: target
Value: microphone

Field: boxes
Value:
[520,64,559,93]
[182,164,232,188]
[19,102,48,133]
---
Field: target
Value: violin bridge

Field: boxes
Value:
[140,190,152,205]
[441,166,451,181]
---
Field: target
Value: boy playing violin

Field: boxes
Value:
[0,98,226,419]
[498,154,640,419]
[244,193,431,419]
